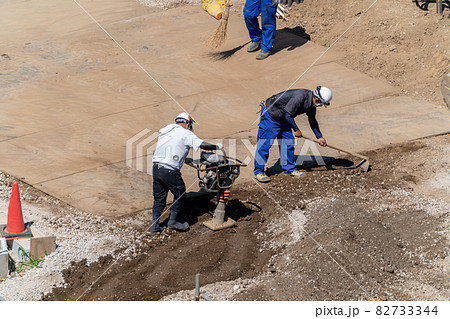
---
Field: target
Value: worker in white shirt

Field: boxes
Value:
[151,112,223,233]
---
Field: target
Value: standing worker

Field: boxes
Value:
[254,86,332,182]
[243,0,278,60]
[151,112,223,233]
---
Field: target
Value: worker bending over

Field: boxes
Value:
[254,86,332,183]
[151,112,223,233]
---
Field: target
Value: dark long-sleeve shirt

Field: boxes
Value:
[265,89,323,138]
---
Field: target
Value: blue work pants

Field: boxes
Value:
[254,106,296,175]
[243,0,277,52]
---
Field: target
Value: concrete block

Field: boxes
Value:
[0,238,8,278]
[11,231,56,261]
[0,211,56,259]
[30,226,56,259]
[30,236,56,259]
[12,238,31,262]
[441,72,450,109]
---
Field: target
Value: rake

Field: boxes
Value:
[302,136,370,172]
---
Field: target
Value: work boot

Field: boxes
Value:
[168,221,190,231]
[254,172,270,183]
[167,209,189,231]
[256,50,270,60]
[151,210,166,233]
[288,169,306,178]
[247,41,261,52]
[150,224,166,233]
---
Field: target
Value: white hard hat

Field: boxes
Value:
[313,86,332,106]
[175,112,195,130]
[175,112,195,123]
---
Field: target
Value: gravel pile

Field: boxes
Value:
[263,208,307,250]
[162,274,266,301]
[137,0,201,9]
[0,172,149,301]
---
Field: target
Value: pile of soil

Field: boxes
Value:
[43,197,271,301]
[232,139,449,300]
[231,0,449,105]
[280,0,450,105]
[43,135,449,300]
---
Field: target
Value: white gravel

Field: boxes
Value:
[0,172,148,301]
[161,276,265,300]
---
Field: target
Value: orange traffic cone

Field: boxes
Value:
[5,181,26,234]
[0,181,32,238]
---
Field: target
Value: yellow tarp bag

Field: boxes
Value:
[202,0,230,20]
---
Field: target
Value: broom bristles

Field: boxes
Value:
[206,1,231,48]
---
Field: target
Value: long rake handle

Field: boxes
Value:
[301,136,370,167]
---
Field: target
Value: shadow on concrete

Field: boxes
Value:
[271,26,310,54]
[267,155,354,175]
[206,26,310,61]
[206,41,250,61]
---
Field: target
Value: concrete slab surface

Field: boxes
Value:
[295,96,450,152]
[1,0,449,217]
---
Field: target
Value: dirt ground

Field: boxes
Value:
[297,0,449,105]
[232,0,449,105]
[42,134,449,301]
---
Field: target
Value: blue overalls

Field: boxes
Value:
[254,105,296,175]
[243,0,277,52]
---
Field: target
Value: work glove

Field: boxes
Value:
[278,0,303,7]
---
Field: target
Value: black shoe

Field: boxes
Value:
[150,224,166,233]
